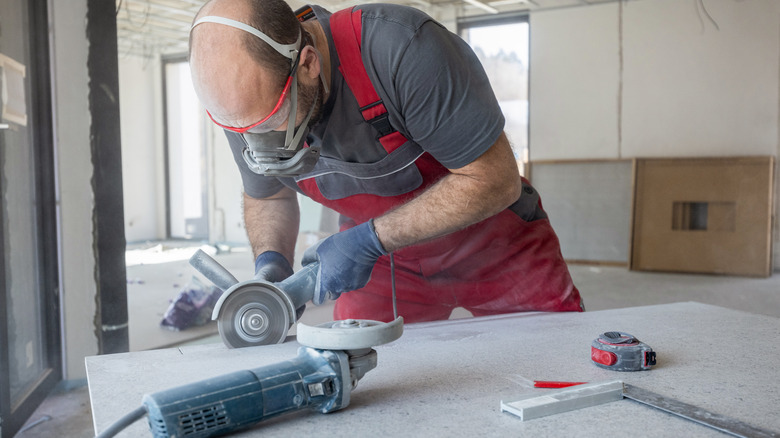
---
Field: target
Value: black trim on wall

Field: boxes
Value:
[86,0,129,354]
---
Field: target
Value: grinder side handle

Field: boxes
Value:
[278,262,319,310]
[189,249,239,292]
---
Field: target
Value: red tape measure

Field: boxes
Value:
[591,331,656,371]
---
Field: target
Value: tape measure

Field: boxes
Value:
[591,331,656,371]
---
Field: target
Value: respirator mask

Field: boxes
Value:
[192,16,326,176]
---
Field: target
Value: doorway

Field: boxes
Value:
[163,57,209,240]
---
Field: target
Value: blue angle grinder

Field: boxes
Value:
[137,318,402,438]
[95,251,403,437]
[96,317,402,437]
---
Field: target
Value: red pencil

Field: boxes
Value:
[533,381,587,388]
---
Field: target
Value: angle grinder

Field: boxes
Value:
[189,249,319,348]
[96,311,403,438]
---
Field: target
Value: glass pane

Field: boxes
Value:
[0,0,47,406]
[2,129,46,407]
[462,22,529,171]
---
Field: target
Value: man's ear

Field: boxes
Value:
[297,46,321,80]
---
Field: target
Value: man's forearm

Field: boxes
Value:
[243,188,300,264]
[373,132,522,253]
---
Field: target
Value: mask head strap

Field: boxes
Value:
[191,16,302,62]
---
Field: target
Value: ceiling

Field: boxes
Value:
[115,0,617,58]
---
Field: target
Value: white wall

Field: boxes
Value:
[530,3,620,160]
[209,125,249,244]
[530,0,780,159]
[119,56,164,243]
[49,0,99,380]
[529,0,780,270]
[621,0,779,158]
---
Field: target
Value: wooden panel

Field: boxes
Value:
[631,157,774,277]
[529,160,633,264]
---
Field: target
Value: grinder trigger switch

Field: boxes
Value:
[591,331,656,371]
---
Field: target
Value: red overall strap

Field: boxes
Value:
[330,8,406,153]
[295,7,449,223]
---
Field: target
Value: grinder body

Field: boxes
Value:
[142,347,353,438]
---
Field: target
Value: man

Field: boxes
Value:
[189,0,583,323]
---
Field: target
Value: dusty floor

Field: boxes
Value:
[13,254,780,437]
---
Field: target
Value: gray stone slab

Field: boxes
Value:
[87,302,780,437]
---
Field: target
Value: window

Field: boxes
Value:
[459,15,529,174]
[0,0,61,435]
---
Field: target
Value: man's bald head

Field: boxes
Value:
[189,0,303,127]
[190,0,301,84]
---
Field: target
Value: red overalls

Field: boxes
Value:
[295,8,583,322]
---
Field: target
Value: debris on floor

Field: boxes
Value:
[160,278,222,331]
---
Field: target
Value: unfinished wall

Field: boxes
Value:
[529,0,780,270]
[531,0,779,160]
[208,124,248,244]
[530,3,619,160]
[50,0,99,380]
[119,56,163,243]
[621,0,779,158]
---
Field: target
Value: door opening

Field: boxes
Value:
[163,58,209,240]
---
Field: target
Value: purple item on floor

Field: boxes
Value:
[160,278,223,331]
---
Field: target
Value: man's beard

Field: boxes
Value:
[295,77,324,127]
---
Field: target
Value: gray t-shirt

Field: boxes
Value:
[227,4,505,199]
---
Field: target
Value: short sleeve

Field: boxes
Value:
[362,11,505,169]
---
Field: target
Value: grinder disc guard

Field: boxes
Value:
[217,282,295,348]
[297,317,404,350]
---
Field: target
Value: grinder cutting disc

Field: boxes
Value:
[217,282,294,348]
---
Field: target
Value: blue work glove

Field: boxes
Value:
[254,251,305,319]
[253,251,294,283]
[301,219,387,305]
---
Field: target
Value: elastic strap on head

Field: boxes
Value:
[283,83,317,151]
[191,15,301,61]
[284,78,299,148]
